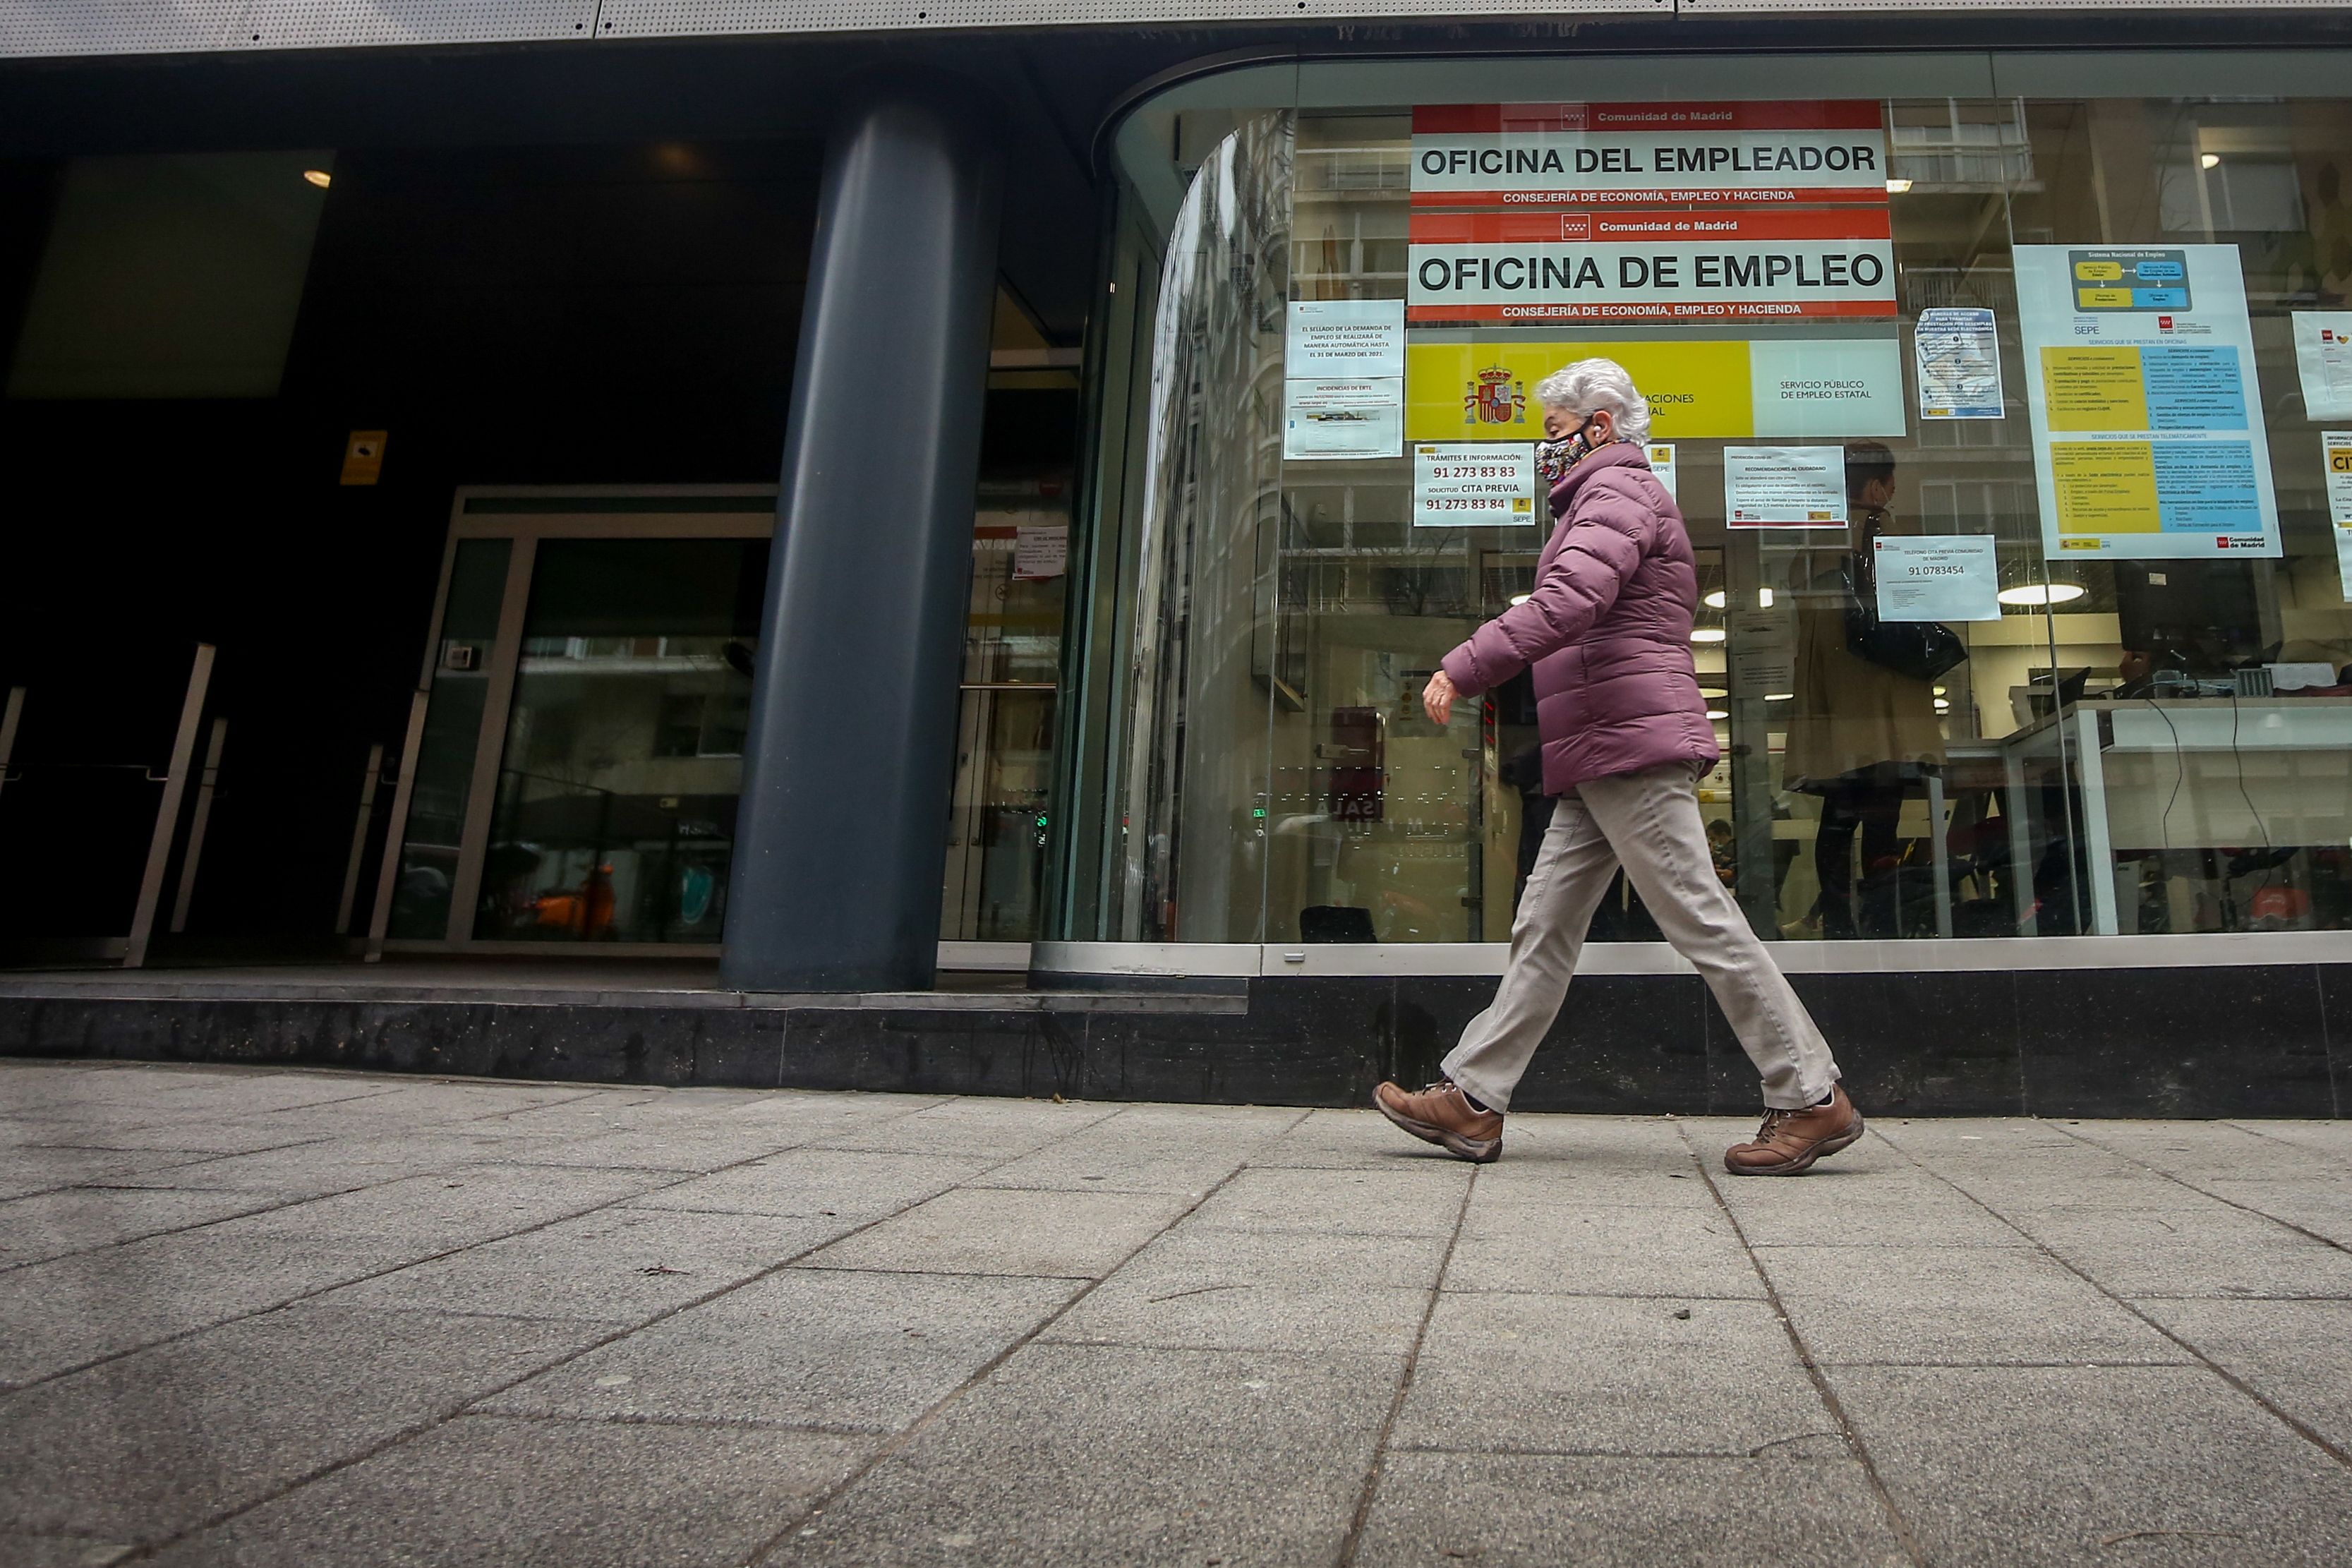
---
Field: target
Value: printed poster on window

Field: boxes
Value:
[1872,535,2001,622]
[1286,299,1405,378]
[1723,445,1847,527]
[1644,442,1677,499]
[2015,244,2281,560]
[1413,442,1539,527]
[2325,432,2352,603]
[1284,380,1404,459]
[2292,313,2352,421]
[1915,307,2004,419]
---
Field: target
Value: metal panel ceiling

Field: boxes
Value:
[4,0,2347,58]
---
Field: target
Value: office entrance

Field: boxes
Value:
[374,481,1071,960]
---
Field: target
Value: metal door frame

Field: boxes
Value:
[370,485,778,958]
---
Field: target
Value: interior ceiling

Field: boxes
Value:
[5,14,2351,343]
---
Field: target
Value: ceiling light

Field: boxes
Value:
[1997,582,2088,606]
[1935,698,1952,711]
[1691,628,1727,644]
[1765,692,1794,701]
[2200,153,2221,170]
[1933,685,1948,696]
[1704,589,1726,609]
[1509,593,1531,607]
[1886,178,1913,194]
[1706,708,1730,720]
[302,169,332,188]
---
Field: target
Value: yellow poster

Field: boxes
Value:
[1405,340,1754,441]
[2050,440,2162,534]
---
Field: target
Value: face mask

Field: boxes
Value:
[1535,416,1610,483]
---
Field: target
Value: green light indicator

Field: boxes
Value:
[1252,807,1267,819]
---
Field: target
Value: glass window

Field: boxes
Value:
[1061,54,2352,946]
[473,538,766,944]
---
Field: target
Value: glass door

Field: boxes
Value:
[373,489,776,953]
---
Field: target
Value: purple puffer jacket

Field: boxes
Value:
[1440,442,1719,795]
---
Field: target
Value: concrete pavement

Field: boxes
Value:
[4,1059,2352,1565]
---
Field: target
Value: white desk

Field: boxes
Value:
[1998,698,2352,935]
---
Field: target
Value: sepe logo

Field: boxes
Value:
[1465,366,1527,426]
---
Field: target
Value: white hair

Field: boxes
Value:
[1533,357,1652,444]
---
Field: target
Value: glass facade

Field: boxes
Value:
[1057,53,2352,949]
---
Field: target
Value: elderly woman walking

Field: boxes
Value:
[1374,358,1862,1176]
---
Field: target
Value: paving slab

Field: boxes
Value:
[805,1098,1121,1158]
[0,1227,441,1388]
[1042,1224,1446,1354]
[0,1184,290,1270]
[1354,1448,1911,1568]
[2135,1298,2352,1452]
[1396,1292,1825,1457]
[321,1205,857,1322]
[1182,1164,1470,1236]
[478,1267,1078,1431]
[219,1164,672,1248]
[1755,1244,2188,1366]
[143,1415,867,1568]
[0,1531,140,1567]
[1247,1106,1456,1171]
[627,1149,990,1222]
[0,1303,603,1550]
[962,1126,1260,1195]
[796,1186,1191,1279]
[2193,1178,2352,1249]
[2010,1205,2352,1299]
[1713,1164,2032,1249]
[1831,1363,2352,1566]
[1446,1200,1766,1298]
[768,1342,1394,1568]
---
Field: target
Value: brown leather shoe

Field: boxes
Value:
[1374,1080,1503,1164]
[1723,1085,1864,1176]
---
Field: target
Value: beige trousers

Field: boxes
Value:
[1442,762,1840,1113]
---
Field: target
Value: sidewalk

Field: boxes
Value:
[4,1061,2351,1566]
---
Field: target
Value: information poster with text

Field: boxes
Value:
[2293,313,2352,421]
[2016,244,2280,560]
[1724,445,1847,526]
[2326,432,2352,602]
[1914,307,2003,419]
[1872,535,2001,621]
[1414,442,1538,527]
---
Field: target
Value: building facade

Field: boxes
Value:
[4,4,2351,1113]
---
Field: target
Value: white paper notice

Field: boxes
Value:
[1012,525,1068,581]
[1414,442,1538,527]
[1724,446,1847,527]
[1872,534,2000,622]
[1644,442,1677,500]
[1915,307,2004,419]
[1284,379,1404,459]
[1286,300,1405,378]
[2294,314,2352,421]
[1727,608,1798,696]
[2327,432,2352,603]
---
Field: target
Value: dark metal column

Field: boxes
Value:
[721,86,1003,992]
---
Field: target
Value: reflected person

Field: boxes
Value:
[1785,442,1947,939]
[1373,358,1863,1176]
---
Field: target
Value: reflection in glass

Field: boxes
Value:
[387,538,509,940]
[474,538,768,944]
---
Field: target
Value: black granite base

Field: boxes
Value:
[4,965,2346,1118]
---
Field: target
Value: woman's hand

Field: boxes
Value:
[1423,669,1459,725]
